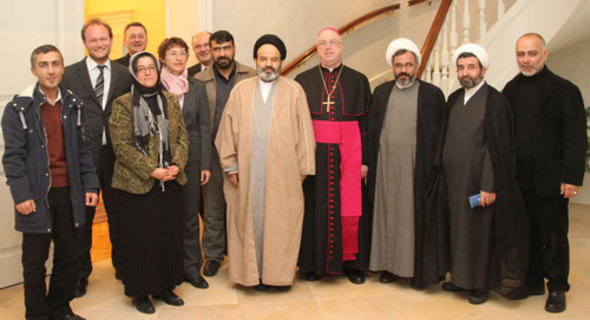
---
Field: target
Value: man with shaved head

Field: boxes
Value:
[295,27,371,284]
[503,33,587,313]
[188,32,213,77]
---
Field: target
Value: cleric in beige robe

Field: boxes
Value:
[215,35,315,290]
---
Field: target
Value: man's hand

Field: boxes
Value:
[86,193,99,207]
[479,191,496,207]
[201,170,211,186]
[229,172,239,187]
[15,199,36,215]
[561,183,579,199]
[361,165,368,179]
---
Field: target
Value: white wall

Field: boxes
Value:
[0,0,84,289]
[0,0,85,97]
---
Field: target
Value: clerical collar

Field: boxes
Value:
[463,80,486,104]
[214,63,236,83]
[320,63,342,73]
[517,65,548,83]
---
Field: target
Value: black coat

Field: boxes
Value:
[503,67,587,195]
[1,84,99,233]
[367,80,448,288]
[187,63,203,78]
[62,58,133,168]
[113,54,131,68]
[441,83,528,290]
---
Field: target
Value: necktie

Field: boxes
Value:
[94,65,105,105]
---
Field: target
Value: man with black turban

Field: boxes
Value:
[215,34,316,291]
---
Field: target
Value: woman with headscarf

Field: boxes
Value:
[158,37,211,289]
[109,51,188,314]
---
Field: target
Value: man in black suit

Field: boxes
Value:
[62,18,133,298]
[113,22,148,67]
[503,33,587,313]
[187,31,213,77]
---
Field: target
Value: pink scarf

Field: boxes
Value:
[161,67,189,108]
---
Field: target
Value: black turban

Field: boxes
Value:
[253,34,287,60]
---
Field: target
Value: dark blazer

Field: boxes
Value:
[187,63,203,78]
[113,54,131,68]
[503,67,587,195]
[62,58,133,167]
[182,77,212,173]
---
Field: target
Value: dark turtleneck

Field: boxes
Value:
[513,66,549,166]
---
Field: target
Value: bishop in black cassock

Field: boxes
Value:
[295,28,371,284]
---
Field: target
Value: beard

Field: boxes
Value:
[215,56,234,69]
[394,72,416,88]
[257,65,281,82]
[459,74,484,89]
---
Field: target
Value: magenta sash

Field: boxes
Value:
[312,120,362,261]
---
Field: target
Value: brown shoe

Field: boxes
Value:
[379,271,397,284]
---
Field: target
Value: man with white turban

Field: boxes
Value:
[440,43,528,304]
[367,38,448,288]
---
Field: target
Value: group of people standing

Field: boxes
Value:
[2,17,585,320]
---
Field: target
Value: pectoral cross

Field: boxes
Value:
[322,96,334,112]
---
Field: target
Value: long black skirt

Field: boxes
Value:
[113,181,184,297]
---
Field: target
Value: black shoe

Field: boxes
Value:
[132,296,155,314]
[305,272,321,281]
[254,283,270,291]
[344,270,366,284]
[379,271,397,284]
[73,277,88,298]
[469,290,489,305]
[154,290,184,306]
[186,275,209,289]
[545,290,566,313]
[275,285,292,292]
[441,282,464,292]
[203,260,220,277]
[56,314,87,320]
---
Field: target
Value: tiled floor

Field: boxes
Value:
[2,204,589,319]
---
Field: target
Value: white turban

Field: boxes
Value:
[385,38,421,67]
[452,43,489,68]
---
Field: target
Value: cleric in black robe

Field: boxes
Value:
[439,44,528,305]
[367,38,448,289]
[295,27,372,284]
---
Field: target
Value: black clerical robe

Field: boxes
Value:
[439,83,528,291]
[295,64,371,275]
[367,79,448,288]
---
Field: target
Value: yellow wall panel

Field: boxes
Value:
[85,0,166,60]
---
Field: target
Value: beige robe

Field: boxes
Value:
[215,76,316,286]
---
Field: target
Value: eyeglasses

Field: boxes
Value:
[317,39,341,48]
[137,65,157,73]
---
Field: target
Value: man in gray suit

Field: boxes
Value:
[62,18,132,297]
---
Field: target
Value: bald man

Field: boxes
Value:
[503,33,587,313]
[188,32,213,77]
[295,28,371,284]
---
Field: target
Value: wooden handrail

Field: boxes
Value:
[417,0,453,78]
[281,4,401,76]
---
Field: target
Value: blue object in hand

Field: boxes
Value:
[469,193,481,208]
